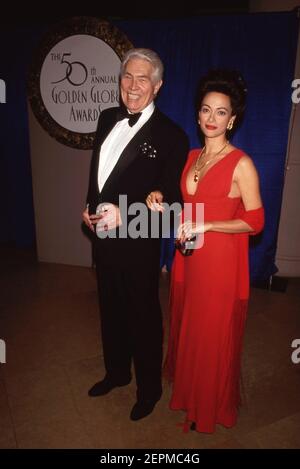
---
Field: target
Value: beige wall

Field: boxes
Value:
[275,26,300,276]
[28,105,93,267]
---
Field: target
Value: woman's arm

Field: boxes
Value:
[208,156,263,233]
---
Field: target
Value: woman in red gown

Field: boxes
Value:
[164,70,265,433]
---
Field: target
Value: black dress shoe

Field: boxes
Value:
[130,399,159,421]
[88,376,131,397]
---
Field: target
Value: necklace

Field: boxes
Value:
[193,140,229,183]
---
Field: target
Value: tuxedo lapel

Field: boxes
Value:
[100,110,158,195]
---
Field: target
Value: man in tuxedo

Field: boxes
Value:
[83,48,189,421]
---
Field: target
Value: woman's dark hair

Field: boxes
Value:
[196,69,247,130]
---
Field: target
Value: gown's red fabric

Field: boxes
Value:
[165,148,264,433]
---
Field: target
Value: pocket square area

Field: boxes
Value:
[140,142,157,158]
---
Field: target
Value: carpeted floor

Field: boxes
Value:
[0,245,299,449]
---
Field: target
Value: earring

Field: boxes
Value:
[227,120,233,130]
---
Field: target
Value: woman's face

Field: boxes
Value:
[198,91,235,138]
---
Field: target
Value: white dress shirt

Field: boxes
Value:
[97,102,155,192]
[98,101,154,192]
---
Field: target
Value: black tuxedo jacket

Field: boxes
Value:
[86,106,189,268]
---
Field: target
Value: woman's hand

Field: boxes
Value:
[177,220,211,242]
[146,191,165,212]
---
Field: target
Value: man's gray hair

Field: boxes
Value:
[120,48,164,84]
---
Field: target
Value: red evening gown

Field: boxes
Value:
[165,148,264,433]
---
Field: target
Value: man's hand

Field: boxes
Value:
[94,203,122,232]
[82,207,95,232]
[146,190,165,212]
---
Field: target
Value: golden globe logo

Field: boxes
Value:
[28,17,132,149]
[40,35,120,134]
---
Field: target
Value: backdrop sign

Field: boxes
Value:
[28,17,132,149]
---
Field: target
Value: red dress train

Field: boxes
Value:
[165,149,264,433]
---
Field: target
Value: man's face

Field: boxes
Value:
[120,57,162,113]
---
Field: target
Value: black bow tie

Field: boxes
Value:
[116,108,142,127]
